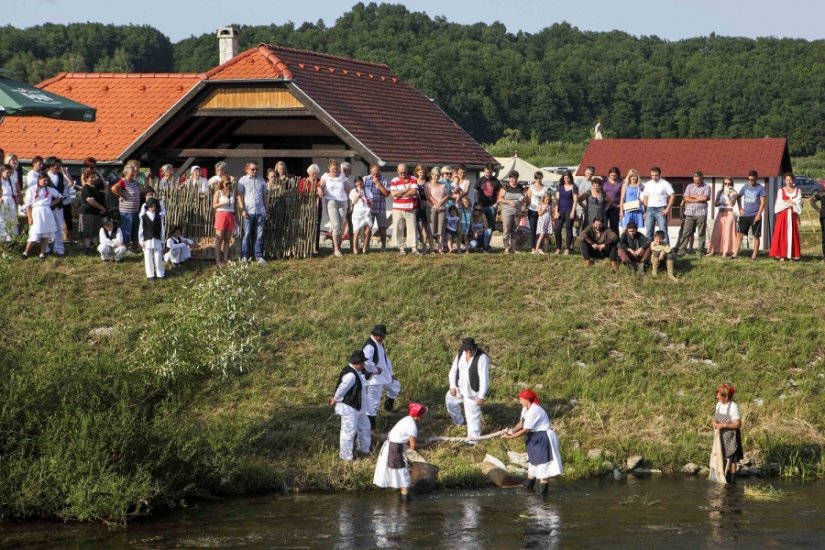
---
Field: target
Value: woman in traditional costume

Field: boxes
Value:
[22,173,62,259]
[501,389,563,496]
[706,177,738,257]
[709,383,743,484]
[769,173,802,261]
[374,402,427,500]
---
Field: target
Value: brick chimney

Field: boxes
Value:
[217,26,239,65]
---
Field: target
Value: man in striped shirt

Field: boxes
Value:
[390,164,420,256]
[110,165,142,250]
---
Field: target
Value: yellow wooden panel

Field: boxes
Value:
[200,88,304,110]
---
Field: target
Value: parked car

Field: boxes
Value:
[794,176,822,197]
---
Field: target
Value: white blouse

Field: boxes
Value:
[521,404,552,432]
[388,415,418,444]
[715,401,740,421]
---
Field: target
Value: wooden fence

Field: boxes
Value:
[158,176,317,260]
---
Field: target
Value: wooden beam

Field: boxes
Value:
[162,148,358,158]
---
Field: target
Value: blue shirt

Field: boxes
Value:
[740,184,766,217]
[237,175,267,215]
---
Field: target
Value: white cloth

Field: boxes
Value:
[215,190,235,212]
[192,176,210,195]
[350,188,372,230]
[0,178,18,240]
[51,207,65,254]
[373,416,418,488]
[448,351,489,399]
[363,337,395,386]
[98,226,126,261]
[139,199,167,219]
[445,392,483,438]
[164,236,193,264]
[322,173,349,202]
[774,188,802,216]
[26,170,40,189]
[365,380,402,417]
[715,401,740,421]
[139,212,165,279]
[521,404,563,479]
[24,185,61,242]
[641,178,674,208]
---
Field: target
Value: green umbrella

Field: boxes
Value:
[0,76,96,122]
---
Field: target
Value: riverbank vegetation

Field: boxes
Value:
[1,213,824,522]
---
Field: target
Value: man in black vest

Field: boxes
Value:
[445,337,490,441]
[45,156,68,256]
[329,350,371,461]
[363,324,401,430]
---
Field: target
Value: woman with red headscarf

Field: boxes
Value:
[373,402,427,500]
[501,389,563,496]
[709,383,742,484]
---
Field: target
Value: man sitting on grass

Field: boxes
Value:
[617,222,651,275]
[579,217,618,269]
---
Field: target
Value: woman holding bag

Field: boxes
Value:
[619,168,644,233]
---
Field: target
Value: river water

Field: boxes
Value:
[2,477,824,548]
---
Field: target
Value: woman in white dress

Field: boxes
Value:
[374,402,427,500]
[0,163,19,240]
[22,173,62,259]
[349,176,372,255]
[501,389,563,497]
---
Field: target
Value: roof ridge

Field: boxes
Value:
[261,43,392,71]
[256,44,293,79]
[41,72,205,80]
[203,47,259,79]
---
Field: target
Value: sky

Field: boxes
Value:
[6,0,825,42]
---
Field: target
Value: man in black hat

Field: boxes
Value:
[329,350,371,461]
[446,337,490,440]
[363,324,401,430]
[139,198,165,280]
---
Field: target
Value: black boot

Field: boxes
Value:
[523,478,536,492]
[400,491,410,502]
[384,397,395,412]
[368,416,376,430]
[540,483,549,497]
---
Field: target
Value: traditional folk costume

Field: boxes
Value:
[373,403,427,495]
[0,175,19,240]
[46,170,68,255]
[138,200,165,280]
[164,232,194,265]
[519,397,563,483]
[707,187,738,256]
[446,338,489,440]
[363,325,401,428]
[350,187,373,232]
[24,184,61,242]
[769,187,802,260]
[709,385,743,485]
[331,351,371,461]
[98,222,127,262]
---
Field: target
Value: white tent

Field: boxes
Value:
[495,155,560,187]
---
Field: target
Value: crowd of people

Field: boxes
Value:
[2,148,824,276]
[330,327,744,500]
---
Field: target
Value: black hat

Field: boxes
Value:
[461,337,477,351]
[145,198,160,210]
[349,350,367,365]
[371,324,387,336]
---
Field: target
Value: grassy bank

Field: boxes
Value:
[1,219,824,522]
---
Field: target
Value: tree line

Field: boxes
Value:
[2,3,824,155]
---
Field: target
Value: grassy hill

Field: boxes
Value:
[1,220,824,522]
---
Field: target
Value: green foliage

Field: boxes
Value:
[4,4,825,155]
[486,137,588,167]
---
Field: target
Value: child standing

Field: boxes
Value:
[458,196,473,253]
[444,206,460,253]
[139,198,165,280]
[650,229,677,281]
[533,194,552,255]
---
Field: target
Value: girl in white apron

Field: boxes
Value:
[374,402,427,501]
[22,174,62,259]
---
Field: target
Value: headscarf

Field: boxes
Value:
[519,389,540,405]
[408,402,428,418]
[717,383,736,398]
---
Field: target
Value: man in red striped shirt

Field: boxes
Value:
[390,163,420,255]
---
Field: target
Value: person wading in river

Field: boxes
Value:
[445,338,489,442]
[373,402,427,501]
[329,350,371,461]
[710,383,743,484]
[501,389,563,497]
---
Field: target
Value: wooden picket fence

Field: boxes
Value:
[158,177,317,260]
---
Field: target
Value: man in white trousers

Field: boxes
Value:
[362,324,402,430]
[329,350,371,461]
[446,337,490,441]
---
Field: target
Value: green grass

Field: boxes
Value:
[1,212,825,522]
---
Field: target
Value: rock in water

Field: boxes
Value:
[682,463,701,475]
[405,450,439,494]
[479,461,523,488]
[626,455,644,470]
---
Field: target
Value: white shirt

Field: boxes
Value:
[99,227,124,247]
[715,401,740,421]
[138,211,164,249]
[387,415,418,444]
[521,404,552,432]
[448,350,489,399]
[322,173,349,202]
[363,336,394,386]
[26,170,40,189]
[641,178,674,208]
[333,365,368,415]
[166,236,193,250]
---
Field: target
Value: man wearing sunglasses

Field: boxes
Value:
[236,161,268,265]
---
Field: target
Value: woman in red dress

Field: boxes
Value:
[769,172,802,261]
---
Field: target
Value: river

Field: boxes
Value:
[2,477,824,548]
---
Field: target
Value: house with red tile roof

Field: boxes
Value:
[576,138,792,243]
[0,42,495,177]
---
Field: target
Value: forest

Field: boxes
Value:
[1,2,824,156]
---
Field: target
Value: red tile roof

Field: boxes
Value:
[0,73,203,162]
[577,139,791,178]
[0,44,494,166]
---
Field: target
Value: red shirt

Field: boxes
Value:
[389,176,418,211]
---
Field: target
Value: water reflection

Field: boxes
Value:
[335,496,408,549]
[706,483,744,547]
[442,498,482,547]
[522,499,562,549]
